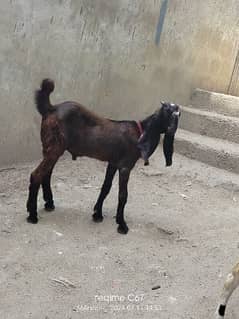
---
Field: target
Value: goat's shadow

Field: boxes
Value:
[35,205,116,229]
[34,205,181,242]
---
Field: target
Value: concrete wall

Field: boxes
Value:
[0,0,238,166]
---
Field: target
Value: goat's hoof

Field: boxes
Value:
[117,224,129,234]
[44,202,55,212]
[27,216,38,224]
[92,213,104,223]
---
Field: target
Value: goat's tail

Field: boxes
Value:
[35,79,55,116]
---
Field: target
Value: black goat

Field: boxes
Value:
[26,79,180,234]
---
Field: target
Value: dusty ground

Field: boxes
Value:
[1,149,239,319]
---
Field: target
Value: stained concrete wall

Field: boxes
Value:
[0,0,238,166]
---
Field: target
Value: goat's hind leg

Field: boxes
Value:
[93,164,117,222]
[42,168,55,211]
[27,154,61,224]
[26,171,41,224]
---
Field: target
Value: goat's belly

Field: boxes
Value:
[88,153,111,162]
[67,135,138,164]
[68,147,113,163]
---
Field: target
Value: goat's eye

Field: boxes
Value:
[163,105,170,113]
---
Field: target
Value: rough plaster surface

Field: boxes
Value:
[177,94,239,172]
[0,0,238,165]
[191,89,239,117]
[1,152,239,318]
[180,106,239,144]
[175,129,239,174]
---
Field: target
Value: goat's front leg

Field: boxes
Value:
[116,168,130,234]
[42,168,55,211]
[27,156,60,223]
[93,164,117,222]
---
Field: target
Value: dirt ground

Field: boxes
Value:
[1,149,239,319]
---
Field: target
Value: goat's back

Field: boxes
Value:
[42,101,140,166]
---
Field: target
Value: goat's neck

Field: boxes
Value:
[141,113,164,135]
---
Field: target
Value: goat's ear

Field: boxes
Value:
[160,101,171,115]
[138,133,151,162]
[161,101,169,109]
[138,132,161,164]
[163,134,174,166]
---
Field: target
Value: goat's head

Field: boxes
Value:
[160,102,180,136]
[138,102,180,166]
[160,102,180,166]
